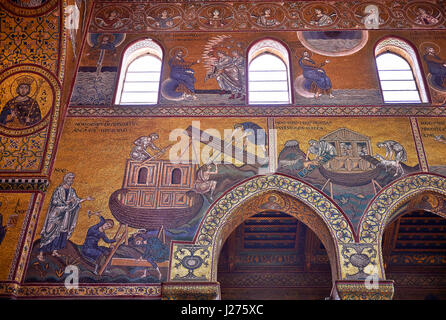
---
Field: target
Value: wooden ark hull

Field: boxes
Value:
[109,188,204,229]
[318,166,381,187]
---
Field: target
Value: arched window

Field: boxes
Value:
[248,39,292,105]
[115,39,163,105]
[171,168,182,185]
[375,38,428,104]
[137,167,148,184]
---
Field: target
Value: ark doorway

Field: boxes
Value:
[217,210,332,300]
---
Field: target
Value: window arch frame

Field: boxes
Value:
[114,38,165,106]
[374,36,430,104]
[247,38,293,105]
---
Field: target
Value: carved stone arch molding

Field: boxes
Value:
[164,174,357,299]
[356,173,446,286]
[359,173,446,244]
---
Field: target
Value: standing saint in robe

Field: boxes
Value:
[37,173,94,261]
[206,50,245,99]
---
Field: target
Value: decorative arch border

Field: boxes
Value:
[195,174,355,247]
[0,0,58,17]
[168,174,355,282]
[358,173,446,243]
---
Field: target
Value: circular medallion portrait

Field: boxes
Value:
[94,6,132,30]
[301,3,338,28]
[3,0,57,16]
[0,72,54,130]
[405,2,443,27]
[249,4,286,28]
[197,4,235,29]
[145,5,183,30]
[352,2,390,28]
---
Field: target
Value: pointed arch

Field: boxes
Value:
[114,38,164,105]
[187,174,354,282]
[358,173,446,244]
[247,38,293,104]
[374,36,429,103]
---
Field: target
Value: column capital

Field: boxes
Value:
[162,282,221,300]
[332,280,394,300]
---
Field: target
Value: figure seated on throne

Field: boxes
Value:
[298,51,334,99]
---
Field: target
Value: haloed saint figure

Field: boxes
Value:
[0,77,42,127]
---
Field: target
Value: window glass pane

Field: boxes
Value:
[382,90,421,102]
[378,70,415,81]
[376,53,411,71]
[250,54,286,71]
[249,71,288,81]
[116,40,163,105]
[248,50,290,104]
[380,80,417,91]
[249,81,289,91]
[127,55,162,72]
[376,52,423,103]
[120,92,158,104]
[123,82,160,93]
[124,71,161,82]
[249,91,290,103]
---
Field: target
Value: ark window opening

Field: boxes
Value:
[137,167,148,184]
[171,168,182,185]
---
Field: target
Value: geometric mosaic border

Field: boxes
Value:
[90,0,446,32]
[196,174,355,247]
[0,283,161,299]
[67,105,446,118]
[0,178,50,192]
